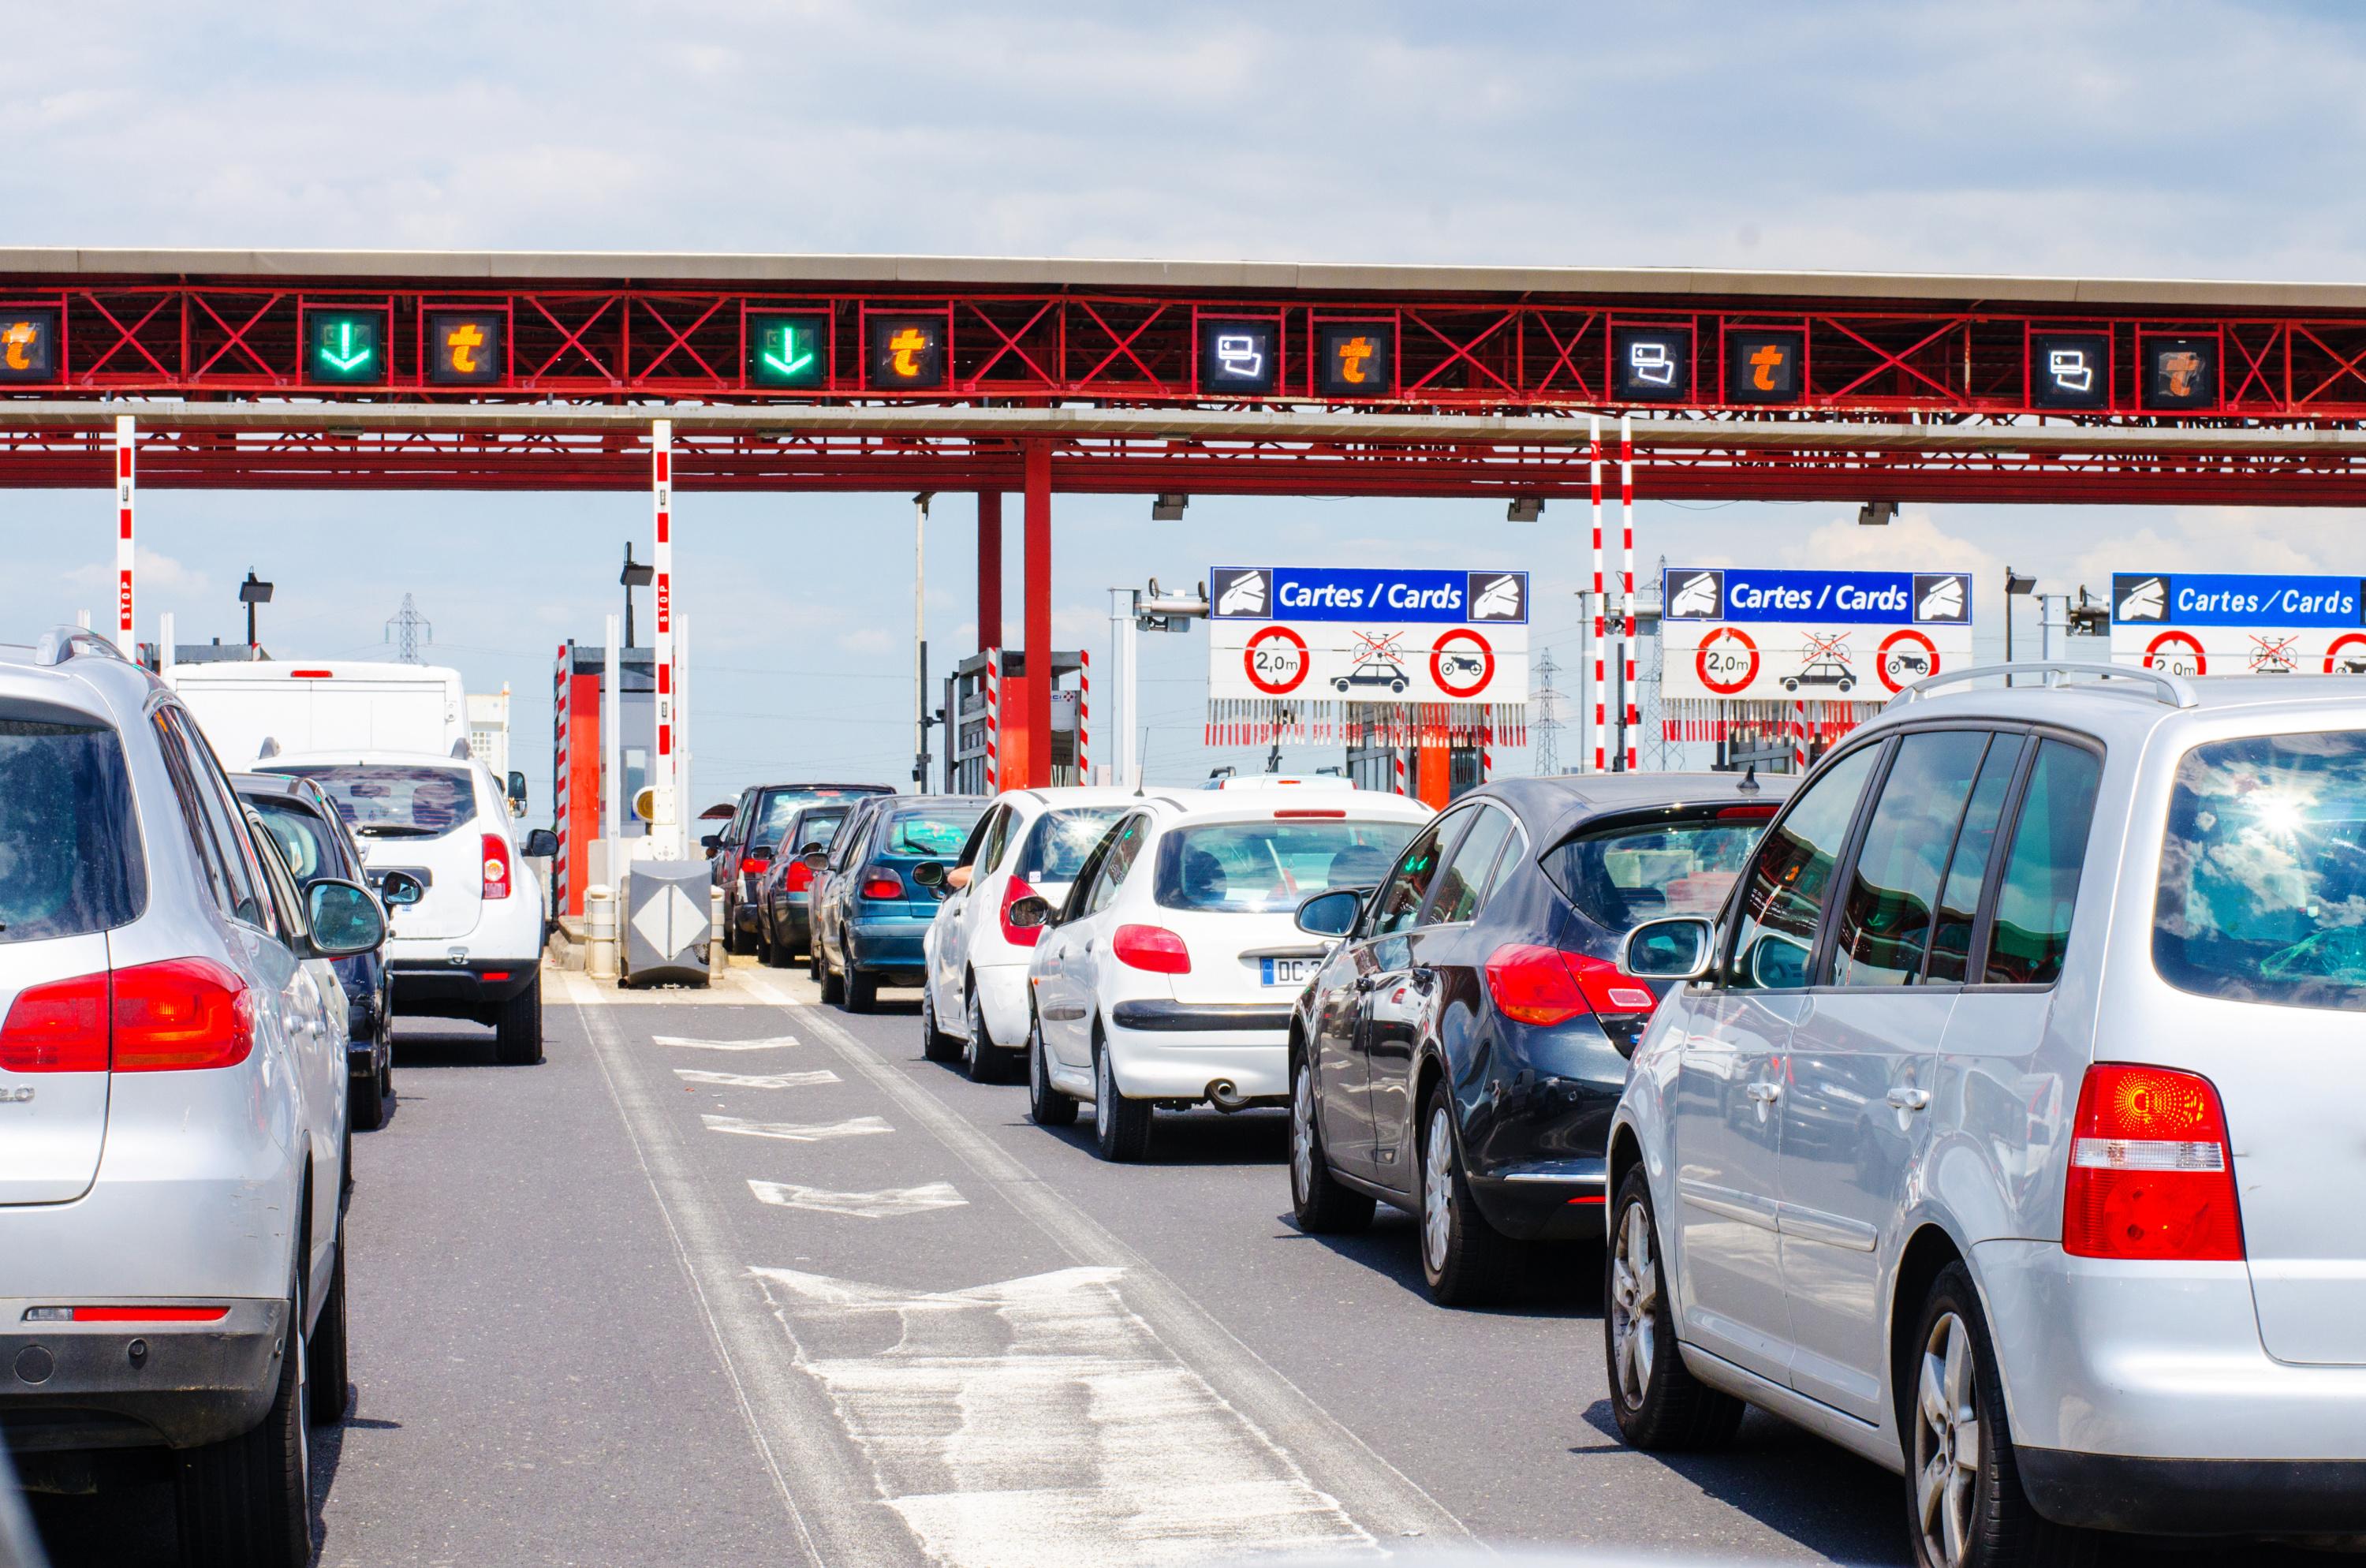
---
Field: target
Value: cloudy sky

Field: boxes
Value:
[7,1,2364,805]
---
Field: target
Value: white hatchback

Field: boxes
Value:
[1016,787,1432,1160]
[918,786,1141,1082]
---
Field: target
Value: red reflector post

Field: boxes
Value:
[1111,924,1191,975]
[0,972,110,1073]
[111,958,255,1072]
[2064,1063,2244,1261]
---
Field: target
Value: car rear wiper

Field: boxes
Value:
[355,824,440,838]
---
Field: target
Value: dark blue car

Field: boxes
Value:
[1286,771,1792,1305]
[811,794,985,1013]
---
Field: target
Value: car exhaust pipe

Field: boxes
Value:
[1207,1079,1252,1114]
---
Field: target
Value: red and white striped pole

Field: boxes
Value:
[114,415,135,655]
[1075,648,1090,783]
[1620,414,1638,774]
[1790,700,1810,772]
[1394,749,1408,797]
[651,420,677,856]
[983,651,1001,793]
[1480,720,1494,782]
[1589,414,1606,773]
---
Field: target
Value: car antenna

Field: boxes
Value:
[1738,762,1760,794]
[1135,730,1151,796]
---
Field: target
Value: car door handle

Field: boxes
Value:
[1745,1082,1783,1103]
[1886,1087,1931,1112]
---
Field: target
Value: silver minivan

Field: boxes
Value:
[0,629,383,1566]
[1610,663,2366,1565]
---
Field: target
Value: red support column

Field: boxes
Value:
[1022,443,1053,789]
[976,492,1002,652]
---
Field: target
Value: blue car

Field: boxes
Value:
[811,794,985,1013]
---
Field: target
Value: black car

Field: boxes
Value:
[1286,771,1793,1305]
[234,771,419,1130]
[752,801,853,966]
[705,782,895,954]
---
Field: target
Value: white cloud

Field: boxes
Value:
[64,545,208,596]
[837,627,895,655]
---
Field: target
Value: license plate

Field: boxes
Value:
[1261,958,1319,987]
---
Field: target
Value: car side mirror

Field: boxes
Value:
[308,879,387,958]
[1624,916,1715,982]
[1295,888,1362,939]
[1006,893,1054,930]
[1746,932,1810,991]
[507,770,528,805]
[700,832,723,853]
[912,861,946,887]
[375,870,427,908]
[801,848,830,870]
[521,828,558,859]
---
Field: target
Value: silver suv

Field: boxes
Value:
[1610,663,2366,1565]
[0,629,383,1566]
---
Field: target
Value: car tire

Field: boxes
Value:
[175,1265,311,1568]
[494,980,542,1066]
[1904,1264,2098,1568]
[920,988,961,1063]
[763,915,794,969]
[1092,1032,1153,1162]
[807,938,824,985]
[1416,1082,1524,1306]
[1607,1164,1745,1450]
[1028,1014,1078,1128]
[844,965,878,1013]
[1289,1053,1374,1234]
[349,1062,386,1132]
[819,946,845,1004]
[306,1224,349,1427]
[963,987,1009,1083]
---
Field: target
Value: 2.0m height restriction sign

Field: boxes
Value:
[1241,625,1309,696]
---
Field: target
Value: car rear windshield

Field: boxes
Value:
[1543,814,1765,928]
[247,797,343,883]
[2155,731,2366,1011]
[0,710,144,944]
[1155,818,1422,913]
[783,808,847,856]
[879,805,984,858]
[267,763,478,838]
[753,787,890,848]
[1015,806,1129,883]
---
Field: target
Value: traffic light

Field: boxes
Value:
[749,312,828,389]
[866,315,946,390]
[427,311,503,386]
[308,310,387,385]
[1317,323,1393,398]
[0,308,58,383]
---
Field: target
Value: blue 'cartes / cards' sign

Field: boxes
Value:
[1662,567,1972,626]
[1208,567,1528,625]
[2110,572,2366,628]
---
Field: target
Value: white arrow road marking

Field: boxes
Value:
[748,1180,967,1219]
[749,1265,1371,1567]
[675,1068,842,1090]
[654,1032,800,1051]
[702,1114,892,1143]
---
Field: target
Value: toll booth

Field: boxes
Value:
[943,649,1086,795]
[1345,739,1486,805]
[551,642,659,920]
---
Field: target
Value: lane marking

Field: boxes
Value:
[748,1179,968,1219]
[675,1067,842,1090]
[751,1264,1371,1566]
[703,1114,893,1143]
[655,1032,800,1051]
[737,973,1469,1548]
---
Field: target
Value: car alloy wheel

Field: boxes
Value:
[1096,1048,1114,1141]
[1421,1101,1456,1275]
[1290,1063,1319,1204]
[1913,1309,1981,1566]
[1610,1195,1659,1409]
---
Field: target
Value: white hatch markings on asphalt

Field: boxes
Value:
[652,1032,801,1050]
[702,1114,894,1143]
[748,1179,968,1219]
[749,1264,1373,1568]
[674,1067,842,1090]
[734,972,1470,1550]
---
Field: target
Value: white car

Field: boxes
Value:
[918,786,1141,1082]
[1015,788,1432,1160]
[259,749,551,1064]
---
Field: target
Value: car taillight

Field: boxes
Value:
[1483,944,1590,1026]
[861,869,905,901]
[1566,952,1659,1014]
[1112,924,1190,975]
[111,958,255,1073]
[1001,875,1043,947]
[481,832,513,900]
[785,860,814,894]
[1274,808,1346,819]
[741,854,771,883]
[0,973,110,1073]
[2064,1063,2243,1262]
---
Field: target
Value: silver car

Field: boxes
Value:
[1610,662,2366,1564]
[0,629,383,1566]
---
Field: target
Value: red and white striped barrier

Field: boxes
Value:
[1075,648,1089,782]
[1790,700,1810,771]
[1394,749,1408,797]
[1589,415,1606,773]
[983,650,1001,793]
[114,415,135,655]
[1620,414,1638,774]
[651,420,676,850]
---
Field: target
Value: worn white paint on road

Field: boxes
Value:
[747,1179,968,1219]
[702,1114,894,1143]
[750,1265,1374,1568]
[655,1032,802,1051]
[676,1068,842,1090]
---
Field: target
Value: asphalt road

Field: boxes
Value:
[24,963,2342,1566]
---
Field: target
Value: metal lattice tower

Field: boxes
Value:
[384,594,432,664]
[1530,647,1564,775]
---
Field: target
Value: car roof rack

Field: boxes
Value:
[1888,660,2196,711]
[32,625,132,668]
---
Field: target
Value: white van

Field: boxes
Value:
[166,660,465,768]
